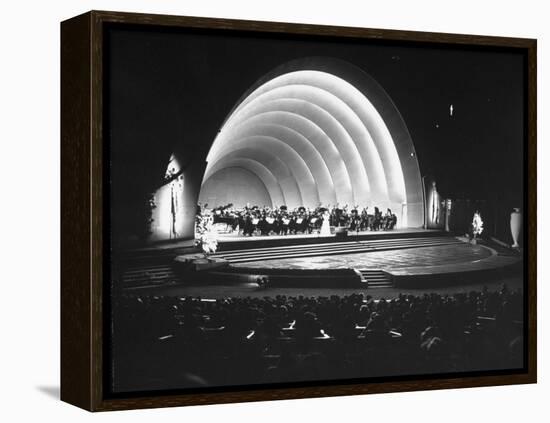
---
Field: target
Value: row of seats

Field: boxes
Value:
[111,286,524,392]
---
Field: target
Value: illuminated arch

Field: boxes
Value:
[200,58,424,227]
[206,158,286,207]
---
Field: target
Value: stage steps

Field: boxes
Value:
[210,236,462,264]
[357,269,393,289]
[121,263,177,287]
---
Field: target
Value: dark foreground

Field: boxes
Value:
[111,278,524,393]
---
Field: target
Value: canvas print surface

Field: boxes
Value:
[106,25,526,395]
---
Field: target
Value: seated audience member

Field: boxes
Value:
[112,286,524,389]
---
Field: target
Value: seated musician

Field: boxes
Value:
[266,214,276,235]
[389,213,397,229]
[372,207,381,231]
[196,202,396,236]
[230,212,239,232]
[294,214,305,234]
[258,214,269,236]
[308,214,319,234]
[251,214,260,235]
[349,208,360,232]
[280,214,290,235]
[243,214,254,236]
[237,215,245,235]
[360,207,369,231]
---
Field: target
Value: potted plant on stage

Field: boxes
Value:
[174,209,228,273]
[471,211,484,245]
[195,211,219,256]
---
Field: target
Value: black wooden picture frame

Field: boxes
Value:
[61,10,536,411]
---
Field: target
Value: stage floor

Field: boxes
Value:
[216,227,435,243]
[231,243,493,271]
[128,228,441,253]
[121,231,522,293]
[219,240,522,285]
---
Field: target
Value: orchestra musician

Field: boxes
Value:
[207,202,398,237]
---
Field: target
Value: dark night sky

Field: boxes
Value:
[107,25,525,238]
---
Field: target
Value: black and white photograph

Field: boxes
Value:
[106,20,530,396]
[2,0,547,420]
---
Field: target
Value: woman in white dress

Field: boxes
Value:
[320,210,331,236]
